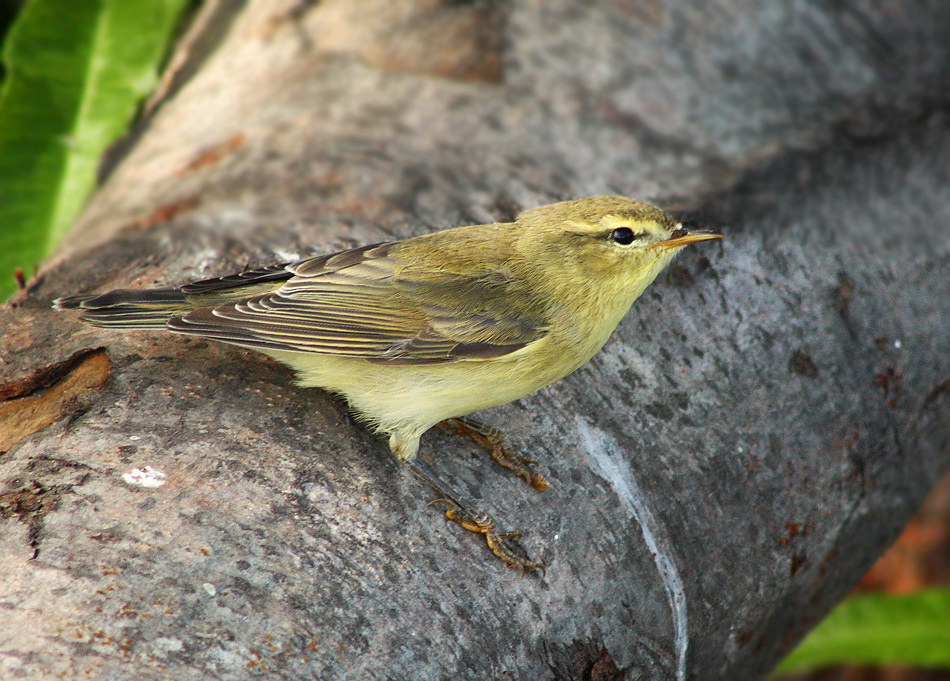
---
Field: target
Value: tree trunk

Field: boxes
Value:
[2,2,949,679]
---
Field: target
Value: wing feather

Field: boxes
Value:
[168,240,546,364]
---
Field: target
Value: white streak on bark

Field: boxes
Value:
[574,415,689,681]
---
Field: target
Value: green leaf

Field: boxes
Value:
[776,588,950,673]
[0,0,188,300]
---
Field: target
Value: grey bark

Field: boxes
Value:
[2,1,949,679]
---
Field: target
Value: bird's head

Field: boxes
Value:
[514,195,721,302]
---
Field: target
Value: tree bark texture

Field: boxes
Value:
[2,1,949,679]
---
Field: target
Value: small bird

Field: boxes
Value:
[55,195,721,574]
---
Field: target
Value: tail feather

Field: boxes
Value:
[53,288,190,329]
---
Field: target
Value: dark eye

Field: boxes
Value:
[609,227,639,245]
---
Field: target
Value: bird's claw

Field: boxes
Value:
[429,499,545,577]
[440,417,549,491]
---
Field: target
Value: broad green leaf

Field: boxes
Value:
[0,0,188,300]
[776,588,950,673]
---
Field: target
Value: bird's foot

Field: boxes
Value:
[429,498,545,577]
[440,417,548,491]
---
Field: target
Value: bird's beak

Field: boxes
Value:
[649,226,723,251]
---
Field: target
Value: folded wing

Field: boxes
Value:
[168,242,546,364]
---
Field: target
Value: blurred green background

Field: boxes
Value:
[0,0,188,301]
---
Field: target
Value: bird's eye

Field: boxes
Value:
[609,227,639,245]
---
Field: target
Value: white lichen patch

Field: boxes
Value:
[153,637,184,654]
[122,466,167,488]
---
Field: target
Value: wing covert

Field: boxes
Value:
[168,241,546,364]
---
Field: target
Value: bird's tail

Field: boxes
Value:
[53,289,192,329]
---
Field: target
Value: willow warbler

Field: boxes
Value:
[55,195,721,574]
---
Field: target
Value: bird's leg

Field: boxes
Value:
[439,417,548,491]
[404,458,544,576]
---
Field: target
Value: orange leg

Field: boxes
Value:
[440,417,548,491]
[405,459,545,576]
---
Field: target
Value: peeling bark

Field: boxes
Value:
[0,350,109,453]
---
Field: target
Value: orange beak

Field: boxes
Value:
[649,226,722,251]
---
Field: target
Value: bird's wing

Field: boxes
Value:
[168,242,546,364]
[180,263,294,295]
